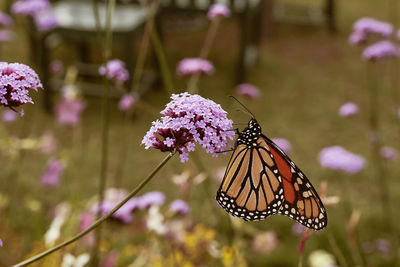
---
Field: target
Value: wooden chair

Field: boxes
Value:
[37,0,148,111]
[157,0,264,85]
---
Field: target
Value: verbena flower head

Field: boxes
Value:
[41,157,64,187]
[207,3,231,20]
[11,0,50,16]
[0,30,12,42]
[0,12,13,27]
[353,18,393,38]
[142,93,235,162]
[319,146,366,174]
[169,199,189,215]
[177,58,214,77]
[348,31,367,46]
[55,94,85,126]
[380,146,397,160]
[339,102,359,117]
[34,10,57,32]
[99,59,129,83]
[271,138,291,154]
[137,191,166,209]
[236,83,261,99]
[0,62,42,115]
[118,93,139,112]
[362,40,400,61]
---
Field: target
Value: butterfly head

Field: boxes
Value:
[236,118,262,147]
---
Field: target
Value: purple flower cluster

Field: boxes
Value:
[11,0,57,32]
[91,190,166,223]
[169,199,189,215]
[177,58,214,77]
[319,146,366,174]
[339,102,359,117]
[118,93,139,112]
[271,138,292,154]
[0,12,13,27]
[99,59,129,83]
[142,93,234,162]
[350,18,393,45]
[55,96,85,126]
[41,158,64,187]
[0,62,42,115]
[34,10,57,32]
[380,146,397,161]
[207,3,231,20]
[362,40,399,61]
[235,83,261,99]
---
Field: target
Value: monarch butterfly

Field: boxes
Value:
[216,107,327,230]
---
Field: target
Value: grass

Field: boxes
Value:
[1,0,400,266]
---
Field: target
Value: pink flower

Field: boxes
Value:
[41,158,64,187]
[0,12,13,27]
[99,59,129,82]
[169,199,189,215]
[34,10,57,32]
[339,102,359,117]
[319,146,366,174]
[380,146,397,160]
[271,138,292,154]
[118,93,139,112]
[207,3,231,20]
[79,211,95,247]
[235,83,261,99]
[2,110,18,123]
[39,131,57,154]
[0,30,13,42]
[102,251,119,267]
[142,93,234,162]
[55,97,85,126]
[49,60,63,74]
[0,62,42,115]
[176,58,214,77]
[252,231,278,254]
[353,18,393,38]
[362,41,400,61]
[11,0,50,16]
[349,31,367,46]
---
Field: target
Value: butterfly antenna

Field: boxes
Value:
[229,95,255,118]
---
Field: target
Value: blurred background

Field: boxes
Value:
[0,0,400,266]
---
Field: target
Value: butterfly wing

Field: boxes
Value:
[216,137,285,221]
[262,134,327,230]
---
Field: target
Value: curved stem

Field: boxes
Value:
[12,153,175,267]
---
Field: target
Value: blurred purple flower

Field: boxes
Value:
[362,41,399,61]
[0,12,13,27]
[11,0,50,16]
[0,30,13,42]
[41,158,64,187]
[380,146,397,160]
[0,62,42,115]
[142,93,234,162]
[39,131,57,154]
[376,239,390,254]
[319,146,366,174]
[137,191,165,209]
[118,93,139,112]
[169,199,189,215]
[271,138,292,154]
[339,102,359,117]
[99,59,129,83]
[102,251,119,267]
[236,83,261,99]
[252,231,278,254]
[49,60,63,75]
[349,31,367,46]
[292,223,306,235]
[207,3,231,20]
[79,211,95,247]
[34,10,57,32]
[353,18,393,38]
[177,58,214,77]
[0,238,2,247]
[2,110,18,123]
[55,97,85,126]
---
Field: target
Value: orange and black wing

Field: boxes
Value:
[262,134,327,230]
[216,138,285,221]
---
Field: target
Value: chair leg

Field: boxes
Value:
[326,0,336,33]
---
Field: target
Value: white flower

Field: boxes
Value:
[146,206,166,235]
[44,202,71,247]
[61,253,90,267]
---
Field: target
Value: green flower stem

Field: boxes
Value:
[327,232,349,267]
[12,153,175,267]
[187,17,221,94]
[150,14,174,94]
[91,0,116,264]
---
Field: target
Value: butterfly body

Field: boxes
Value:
[216,118,327,230]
